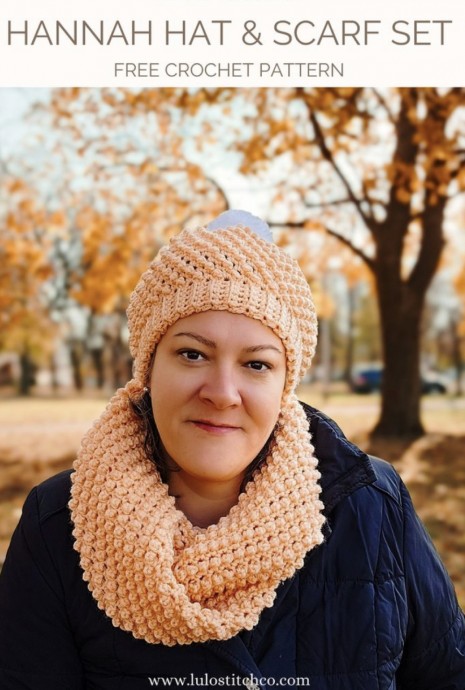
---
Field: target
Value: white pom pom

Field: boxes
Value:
[206,210,273,243]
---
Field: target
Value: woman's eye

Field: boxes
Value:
[246,361,271,372]
[179,350,205,361]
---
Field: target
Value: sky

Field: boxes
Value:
[0,88,50,158]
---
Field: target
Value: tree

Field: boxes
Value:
[0,177,58,394]
[298,87,459,437]
[4,89,229,391]
[187,87,465,437]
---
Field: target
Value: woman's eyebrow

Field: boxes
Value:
[174,332,216,348]
[245,344,283,354]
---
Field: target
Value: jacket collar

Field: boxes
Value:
[302,402,377,516]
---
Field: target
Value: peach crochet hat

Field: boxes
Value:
[70,210,324,646]
[127,210,318,396]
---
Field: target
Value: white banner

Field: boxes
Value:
[0,0,464,86]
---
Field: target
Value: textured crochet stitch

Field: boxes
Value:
[70,221,325,646]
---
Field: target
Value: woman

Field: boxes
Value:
[0,210,464,689]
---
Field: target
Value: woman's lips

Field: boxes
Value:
[190,420,240,435]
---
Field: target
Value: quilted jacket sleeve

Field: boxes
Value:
[396,480,465,689]
[0,486,84,690]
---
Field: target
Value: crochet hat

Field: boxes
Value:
[127,210,318,396]
[70,210,324,646]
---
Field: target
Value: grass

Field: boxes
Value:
[0,397,107,423]
[298,388,465,436]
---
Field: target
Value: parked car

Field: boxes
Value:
[351,367,447,395]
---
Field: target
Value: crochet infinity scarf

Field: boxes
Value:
[70,382,325,646]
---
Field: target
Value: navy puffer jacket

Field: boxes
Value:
[1,404,464,689]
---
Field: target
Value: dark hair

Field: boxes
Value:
[130,389,278,493]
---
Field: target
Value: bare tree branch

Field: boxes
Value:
[325,226,376,273]
[371,89,397,123]
[304,197,355,208]
[309,111,378,236]
[408,195,446,294]
[360,178,379,219]
[268,219,376,272]
[204,174,230,210]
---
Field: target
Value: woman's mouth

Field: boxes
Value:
[190,420,239,435]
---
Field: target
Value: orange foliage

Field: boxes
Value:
[0,178,58,355]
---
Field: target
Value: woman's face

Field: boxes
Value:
[150,310,286,490]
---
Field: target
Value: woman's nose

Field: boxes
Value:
[198,366,242,409]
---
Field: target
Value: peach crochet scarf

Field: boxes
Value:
[70,382,324,646]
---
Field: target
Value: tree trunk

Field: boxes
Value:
[18,351,36,396]
[374,281,425,437]
[90,348,105,389]
[450,315,463,397]
[49,353,59,391]
[319,316,332,400]
[110,332,128,390]
[343,284,356,385]
[69,343,84,391]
